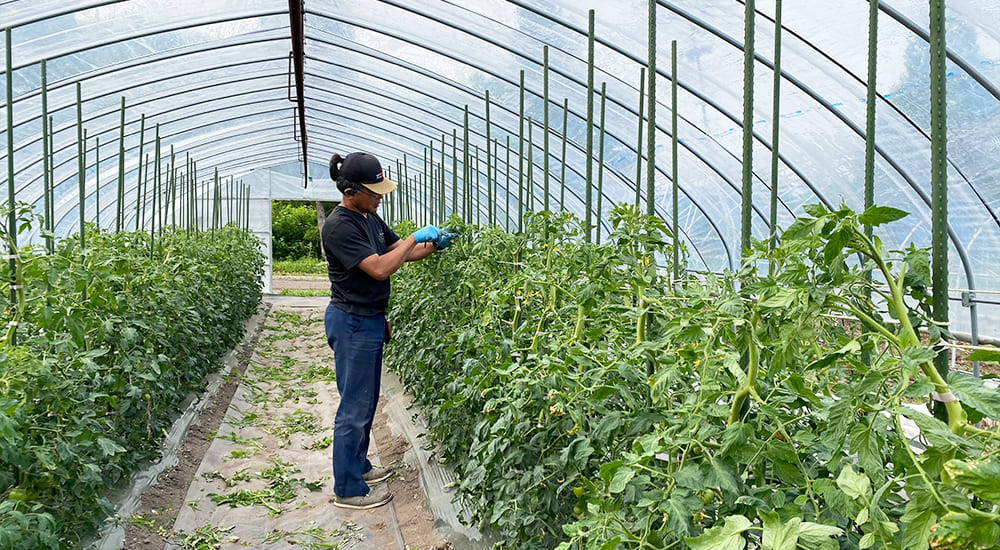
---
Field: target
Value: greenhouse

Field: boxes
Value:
[4,0,1000,548]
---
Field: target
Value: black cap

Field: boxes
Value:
[338,152,397,194]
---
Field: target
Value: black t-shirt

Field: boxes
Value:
[321,206,400,316]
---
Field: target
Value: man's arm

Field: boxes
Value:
[356,236,420,281]
[405,241,437,261]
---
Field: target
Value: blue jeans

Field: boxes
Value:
[325,302,385,497]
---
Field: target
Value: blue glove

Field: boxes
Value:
[434,231,458,250]
[412,224,440,244]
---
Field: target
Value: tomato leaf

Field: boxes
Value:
[858,205,908,227]
[684,515,752,550]
[835,465,871,501]
[761,511,799,550]
[967,349,1000,363]
[944,459,1000,504]
[947,371,1000,421]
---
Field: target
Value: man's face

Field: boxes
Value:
[358,186,383,212]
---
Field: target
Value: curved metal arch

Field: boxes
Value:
[496,0,991,284]
[7,33,290,115]
[306,27,733,268]
[508,0,983,278]
[497,0,820,216]
[56,140,299,233]
[46,105,297,230]
[14,89,296,211]
[309,5,791,234]
[5,58,290,184]
[877,1,1000,102]
[746,1,1000,233]
[6,31,296,203]
[304,85,719,269]
[6,0,126,29]
[655,0,979,292]
[8,7,289,71]
[98,137,302,231]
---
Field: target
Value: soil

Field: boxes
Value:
[121,275,451,550]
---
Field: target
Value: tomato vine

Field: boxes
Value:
[387,204,1000,550]
[0,203,264,548]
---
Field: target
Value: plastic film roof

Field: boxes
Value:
[3,0,1000,334]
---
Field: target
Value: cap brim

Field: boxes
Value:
[363,178,397,194]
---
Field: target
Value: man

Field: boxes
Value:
[322,151,454,509]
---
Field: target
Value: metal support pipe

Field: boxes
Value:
[597,82,607,244]
[117,97,126,232]
[741,0,756,255]
[485,90,493,225]
[452,129,458,217]
[770,0,783,255]
[77,84,86,251]
[585,9,595,243]
[526,121,533,217]
[41,60,52,251]
[646,0,657,217]
[151,126,161,254]
[671,40,680,279]
[463,107,471,223]
[288,0,309,186]
[560,98,568,212]
[518,71,525,231]
[5,28,17,331]
[475,144,482,224]
[543,45,550,212]
[439,133,446,222]
[929,0,951,405]
[635,67,645,209]
[135,115,146,230]
[95,136,101,228]
[505,135,511,231]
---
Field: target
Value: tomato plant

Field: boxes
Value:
[0,203,264,548]
[387,204,1000,550]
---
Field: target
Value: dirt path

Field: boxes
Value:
[122,276,452,549]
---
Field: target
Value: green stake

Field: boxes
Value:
[117,97,126,232]
[560,98,568,212]
[741,0,756,254]
[671,40,680,279]
[597,82,607,244]
[585,9,595,242]
[543,45,550,211]
[636,67,645,208]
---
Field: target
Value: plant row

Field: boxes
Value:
[0,204,264,548]
[386,204,1000,550]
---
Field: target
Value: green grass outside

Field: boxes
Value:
[276,288,329,297]
[273,257,327,275]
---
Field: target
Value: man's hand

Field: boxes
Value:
[412,225,441,243]
[434,231,458,250]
